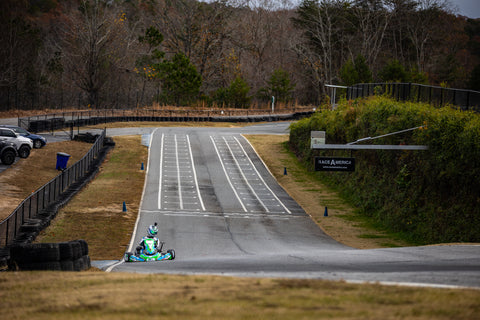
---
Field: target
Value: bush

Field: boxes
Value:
[289,96,480,243]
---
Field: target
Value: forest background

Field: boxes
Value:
[1,0,480,111]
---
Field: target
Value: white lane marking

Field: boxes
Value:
[223,136,269,213]
[174,134,183,210]
[186,134,205,211]
[141,210,299,220]
[234,136,291,214]
[210,135,247,212]
[109,128,159,273]
[158,133,165,209]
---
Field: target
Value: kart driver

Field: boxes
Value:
[136,223,162,255]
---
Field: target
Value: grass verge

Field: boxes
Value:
[1,272,479,319]
[36,135,147,259]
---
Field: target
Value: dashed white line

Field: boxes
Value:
[186,134,205,211]
[223,136,269,213]
[234,136,291,214]
[158,133,165,209]
[174,134,183,210]
[210,136,247,212]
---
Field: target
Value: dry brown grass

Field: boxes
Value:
[1,272,479,320]
[0,141,92,221]
[36,135,147,259]
[246,134,409,248]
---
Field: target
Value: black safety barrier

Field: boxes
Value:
[17,109,315,133]
[8,240,91,271]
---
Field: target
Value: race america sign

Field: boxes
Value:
[314,157,355,172]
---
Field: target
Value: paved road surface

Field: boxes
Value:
[106,124,480,289]
[2,116,478,288]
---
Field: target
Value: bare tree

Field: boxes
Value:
[55,0,136,108]
[152,0,233,94]
[350,0,392,67]
[0,0,42,109]
[292,0,349,100]
[406,0,449,72]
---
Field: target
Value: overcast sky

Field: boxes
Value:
[449,0,480,18]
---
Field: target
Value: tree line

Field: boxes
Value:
[1,0,479,110]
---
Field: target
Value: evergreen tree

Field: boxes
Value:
[340,59,358,86]
[214,76,251,108]
[258,68,295,103]
[354,54,372,83]
[340,54,372,85]
[156,53,202,106]
[467,64,480,91]
[379,59,410,82]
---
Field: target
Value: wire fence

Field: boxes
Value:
[346,83,480,112]
[0,129,106,247]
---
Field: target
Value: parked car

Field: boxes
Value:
[0,140,17,165]
[0,125,47,148]
[0,127,33,158]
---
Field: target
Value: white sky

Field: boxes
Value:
[449,0,480,18]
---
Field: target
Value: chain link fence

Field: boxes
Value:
[0,130,106,247]
[346,83,480,112]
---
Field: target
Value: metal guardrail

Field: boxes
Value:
[0,129,106,247]
[346,83,480,112]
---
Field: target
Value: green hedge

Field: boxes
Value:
[289,97,480,244]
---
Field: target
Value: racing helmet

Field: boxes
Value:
[147,223,158,236]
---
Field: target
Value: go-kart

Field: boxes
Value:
[124,238,175,262]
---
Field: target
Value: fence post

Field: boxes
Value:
[5,219,9,246]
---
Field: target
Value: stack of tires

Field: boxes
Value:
[9,240,90,271]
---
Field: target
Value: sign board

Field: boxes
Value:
[311,131,325,148]
[315,157,355,172]
[141,134,151,147]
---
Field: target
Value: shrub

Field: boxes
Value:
[289,96,480,243]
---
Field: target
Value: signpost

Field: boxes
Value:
[310,127,427,172]
[311,131,325,148]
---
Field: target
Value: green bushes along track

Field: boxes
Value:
[289,96,480,244]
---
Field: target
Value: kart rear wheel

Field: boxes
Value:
[167,249,175,260]
[124,252,134,262]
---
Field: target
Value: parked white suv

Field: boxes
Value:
[0,127,33,158]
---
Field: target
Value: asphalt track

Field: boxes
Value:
[95,123,480,289]
[1,116,477,288]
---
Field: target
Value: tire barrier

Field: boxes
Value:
[27,117,65,133]
[25,111,314,133]
[8,240,91,271]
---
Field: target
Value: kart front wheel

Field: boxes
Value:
[167,249,175,260]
